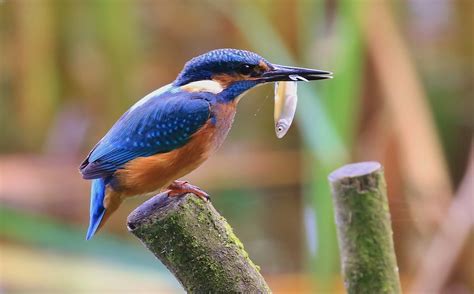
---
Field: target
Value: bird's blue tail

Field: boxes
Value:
[86,178,106,240]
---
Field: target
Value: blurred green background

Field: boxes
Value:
[1,0,472,293]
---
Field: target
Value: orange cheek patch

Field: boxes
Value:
[213,62,271,86]
[259,60,271,72]
[212,73,242,88]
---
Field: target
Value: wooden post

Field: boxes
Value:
[127,192,270,293]
[328,162,401,294]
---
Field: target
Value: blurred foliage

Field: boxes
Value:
[0,0,472,293]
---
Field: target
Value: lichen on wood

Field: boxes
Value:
[328,162,401,294]
[127,192,270,293]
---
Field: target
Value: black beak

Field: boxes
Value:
[259,64,332,83]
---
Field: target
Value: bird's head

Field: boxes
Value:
[174,49,331,101]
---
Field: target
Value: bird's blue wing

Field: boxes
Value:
[80,85,212,179]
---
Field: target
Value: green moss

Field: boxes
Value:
[132,194,270,292]
[222,218,262,272]
[331,170,400,294]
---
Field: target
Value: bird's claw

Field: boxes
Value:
[166,180,211,202]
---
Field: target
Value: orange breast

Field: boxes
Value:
[114,101,237,197]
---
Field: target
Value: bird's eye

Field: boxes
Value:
[239,64,254,76]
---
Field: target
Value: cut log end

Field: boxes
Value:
[328,161,381,182]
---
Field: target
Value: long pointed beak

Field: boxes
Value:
[259,64,332,83]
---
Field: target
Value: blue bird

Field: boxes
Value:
[79,48,331,239]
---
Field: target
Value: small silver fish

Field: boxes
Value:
[274,81,298,139]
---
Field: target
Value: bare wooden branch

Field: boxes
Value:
[127,192,270,293]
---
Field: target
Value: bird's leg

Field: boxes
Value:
[166,180,210,201]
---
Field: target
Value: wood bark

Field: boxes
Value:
[127,192,270,293]
[328,162,401,294]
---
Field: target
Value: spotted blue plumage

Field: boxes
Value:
[80,85,213,179]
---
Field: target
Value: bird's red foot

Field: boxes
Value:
[166,180,210,201]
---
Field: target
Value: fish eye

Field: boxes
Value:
[276,122,287,133]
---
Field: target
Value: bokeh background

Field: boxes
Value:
[1,0,473,293]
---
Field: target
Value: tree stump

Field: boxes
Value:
[127,192,270,293]
[328,161,401,294]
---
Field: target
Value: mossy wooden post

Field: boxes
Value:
[328,162,401,294]
[127,192,270,293]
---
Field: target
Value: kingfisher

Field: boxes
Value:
[80,48,331,240]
